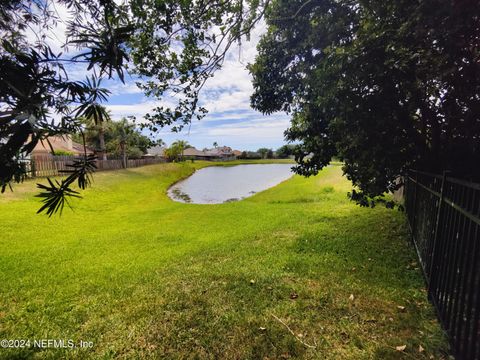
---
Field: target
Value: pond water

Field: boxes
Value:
[168,164,294,204]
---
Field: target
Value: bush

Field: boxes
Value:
[238,151,261,160]
[53,150,75,156]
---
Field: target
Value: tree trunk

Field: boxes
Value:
[121,142,127,168]
[98,126,107,160]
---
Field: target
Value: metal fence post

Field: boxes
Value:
[411,171,419,237]
[429,170,448,288]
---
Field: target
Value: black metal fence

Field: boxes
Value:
[405,170,480,360]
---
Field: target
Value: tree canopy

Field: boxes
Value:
[276,144,295,159]
[256,147,271,159]
[77,117,152,159]
[164,140,190,162]
[250,0,480,206]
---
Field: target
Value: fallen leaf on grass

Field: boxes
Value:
[396,345,407,351]
[349,294,355,301]
[250,279,256,285]
[290,292,298,299]
[259,327,266,331]
[419,345,424,352]
[397,305,406,311]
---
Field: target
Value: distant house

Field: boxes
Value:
[232,150,242,157]
[181,146,237,161]
[31,135,94,157]
[204,146,235,159]
[183,147,210,160]
[145,145,167,158]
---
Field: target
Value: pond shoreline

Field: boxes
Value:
[168,163,294,204]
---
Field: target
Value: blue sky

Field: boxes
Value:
[29,4,291,152]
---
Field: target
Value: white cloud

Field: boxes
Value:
[105,81,143,96]
[206,116,289,139]
[106,98,177,120]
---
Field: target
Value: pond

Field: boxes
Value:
[168,164,294,204]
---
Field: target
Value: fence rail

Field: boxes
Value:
[29,155,166,178]
[405,170,480,360]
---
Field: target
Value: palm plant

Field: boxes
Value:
[172,140,190,161]
[109,119,136,168]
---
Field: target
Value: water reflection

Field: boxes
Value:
[168,164,293,204]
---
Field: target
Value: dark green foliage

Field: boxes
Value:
[275,145,295,159]
[36,154,97,216]
[257,148,273,159]
[36,178,81,217]
[60,154,97,190]
[164,140,190,162]
[250,0,480,206]
[0,36,107,213]
[102,118,151,159]
[0,155,28,193]
[238,151,262,159]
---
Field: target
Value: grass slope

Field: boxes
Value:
[0,161,448,359]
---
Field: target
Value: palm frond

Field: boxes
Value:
[36,178,81,217]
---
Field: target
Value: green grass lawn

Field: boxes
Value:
[0,160,448,359]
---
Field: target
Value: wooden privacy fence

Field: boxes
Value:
[29,155,166,177]
[405,170,480,360]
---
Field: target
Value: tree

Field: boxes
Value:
[256,148,270,159]
[105,119,151,167]
[266,149,273,159]
[250,0,480,206]
[172,140,190,160]
[164,142,183,162]
[116,121,133,168]
[76,107,112,160]
[276,145,295,159]
[213,142,218,148]
[0,0,268,215]
[96,109,110,161]
[78,117,152,161]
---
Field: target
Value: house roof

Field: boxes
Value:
[31,135,93,155]
[146,145,166,156]
[72,141,94,154]
[183,147,206,157]
[204,146,234,156]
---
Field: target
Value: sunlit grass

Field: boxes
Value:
[0,160,448,359]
